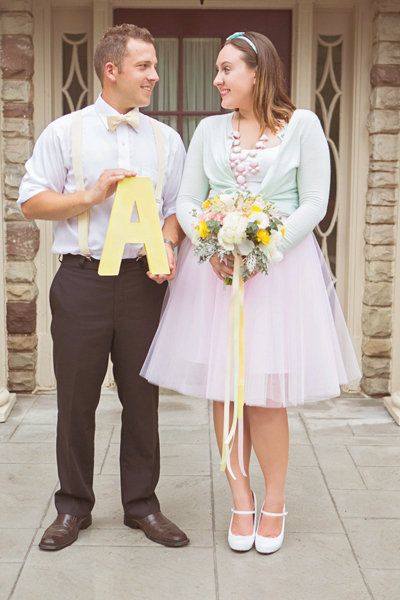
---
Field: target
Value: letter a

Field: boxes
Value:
[98,177,170,276]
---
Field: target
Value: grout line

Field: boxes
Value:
[300,412,375,600]
[345,445,369,490]
[208,404,220,600]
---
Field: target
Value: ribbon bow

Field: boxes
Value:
[107,109,140,132]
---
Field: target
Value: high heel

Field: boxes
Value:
[228,490,257,552]
[255,504,287,554]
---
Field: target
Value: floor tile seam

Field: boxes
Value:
[300,412,375,600]
[342,516,400,521]
[99,473,211,477]
[98,425,116,475]
[207,406,220,600]
[7,527,39,600]
[343,445,368,490]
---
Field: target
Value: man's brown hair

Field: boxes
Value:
[94,23,154,84]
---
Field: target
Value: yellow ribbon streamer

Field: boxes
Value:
[220,254,246,478]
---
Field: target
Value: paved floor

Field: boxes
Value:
[1,390,399,600]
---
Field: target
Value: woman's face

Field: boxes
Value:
[213,44,256,111]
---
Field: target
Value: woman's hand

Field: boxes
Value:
[209,253,234,281]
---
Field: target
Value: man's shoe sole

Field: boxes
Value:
[124,515,189,547]
[39,514,92,551]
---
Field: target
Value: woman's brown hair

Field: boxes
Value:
[224,32,296,133]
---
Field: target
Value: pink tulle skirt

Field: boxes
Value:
[141,234,360,408]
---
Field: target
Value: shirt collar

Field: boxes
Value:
[94,94,140,132]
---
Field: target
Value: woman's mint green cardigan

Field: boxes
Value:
[176,109,330,255]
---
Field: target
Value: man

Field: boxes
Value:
[18,24,188,550]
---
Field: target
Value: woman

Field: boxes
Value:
[141,32,360,554]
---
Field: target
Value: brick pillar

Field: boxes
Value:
[361,1,400,397]
[0,0,38,392]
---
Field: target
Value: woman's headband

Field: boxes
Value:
[226,32,257,55]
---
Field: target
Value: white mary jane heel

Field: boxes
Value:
[228,491,257,552]
[255,504,288,554]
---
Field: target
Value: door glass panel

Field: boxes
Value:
[183,38,221,111]
[149,38,179,112]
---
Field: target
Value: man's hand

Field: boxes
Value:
[85,169,136,207]
[146,242,176,284]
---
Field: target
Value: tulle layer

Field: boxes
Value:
[141,234,360,408]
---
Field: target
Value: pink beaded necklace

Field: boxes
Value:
[229,116,269,191]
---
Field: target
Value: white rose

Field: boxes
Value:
[218,213,248,251]
[219,193,236,209]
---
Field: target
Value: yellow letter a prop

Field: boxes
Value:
[98,177,170,276]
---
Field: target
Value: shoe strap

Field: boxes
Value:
[231,508,255,515]
[261,510,288,517]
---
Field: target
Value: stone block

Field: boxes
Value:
[369,133,400,161]
[363,281,393,306]
[4,163,26,187]
[0,12,33,36]
[367,109,400,133]
[368,170,398,187]
[370,87,400,109]
[365,205,396,224]
[6,260,36,283]
[373,14,400,42]
[365,259,394,281]
[362,305,391,337]
[3,102,33,118]
[364,243,395,261]
[6,301,36,334]
[0,35,33,80]
[372,41,400,64]
[4,200,25,221]
[371,65,400,87]
[6,282,38,302]
[362,355,391,377]
[1,80,32,102]
[5,184,19,200]
[7,333,37,352]
[370,160,399,173]
[8,370,36,393]
[4,137,33,163]
[362,337,392,357]
[8,350,37,371]
[6,221,39,260]
[364,223,395,245]
[360,375,390,397]
[2,117,32,137]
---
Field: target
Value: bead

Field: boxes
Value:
[237,163,246,172]
[233,139,240,146]
[249,150,257,157]
[260,134,269,142]
[240,151,248,160]
[240,184,247,191]
[232,130,240,138]
[232,146,241,153]
[255,141,264,149]
[237,175,245,184]
[249,159,258,167]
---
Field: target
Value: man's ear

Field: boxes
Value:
[104,62,118,83]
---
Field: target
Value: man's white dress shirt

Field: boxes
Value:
[18,95,186,259]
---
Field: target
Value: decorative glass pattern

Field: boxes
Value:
[62,33,89,114]
[314,34,343,282]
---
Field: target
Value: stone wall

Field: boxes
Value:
[362,0,400,396]
[0,0,38,392]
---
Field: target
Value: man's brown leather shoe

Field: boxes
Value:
[124,511,189,547]
[39,513,92,551]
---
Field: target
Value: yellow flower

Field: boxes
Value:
[197,221,210,239]
[281,227,285,236]
[257,229,270,245]
[202,200,212,210]
[250,205,262,214]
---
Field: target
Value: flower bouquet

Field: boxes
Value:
[191,191,285,284]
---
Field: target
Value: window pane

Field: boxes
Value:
[149,38,179,111]
[182,115,205,148]
[183,38,221,111]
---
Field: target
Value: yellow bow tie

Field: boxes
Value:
[107,109,140,132]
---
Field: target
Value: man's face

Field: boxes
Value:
[114,38,159,109]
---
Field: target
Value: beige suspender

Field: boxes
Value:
[71,110,166,257]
